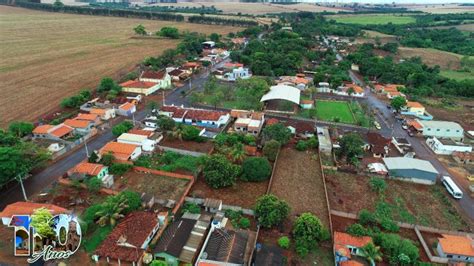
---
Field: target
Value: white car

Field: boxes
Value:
[374,121,381,130]
[402,124,408,130]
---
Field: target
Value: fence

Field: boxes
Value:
[318,150,334,236]
[156,145,206,157]
[184,196,255,216]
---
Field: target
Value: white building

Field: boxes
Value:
[419,120,465,141]
[222,67,251,81]
[117,133,157,152]
[317,126,332,154]
[426,137,472,155]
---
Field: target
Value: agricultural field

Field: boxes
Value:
[328,14,416,25]
[400,4,474,14]
[397,47,465,70]
[325,171,473,231]
[150,2,348,15]
[269,147,330,228]
[440,70,474,81]
[315,100,355,124]
[0,6,242,127]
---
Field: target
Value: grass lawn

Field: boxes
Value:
[330,14,416,25]
[315,100,355,124]
[440,70,474,81]
[82,225,113,253]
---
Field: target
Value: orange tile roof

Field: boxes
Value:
[334,232,372,248]
[266,118,279,126]
[33,125,54,134]
[340,261,364,266]
[50,124,73,138]
[119,102,135,111]
[438,234,474,256]
[224,62,244,68]
[120,80,157,89]
[76,113,99,121]
[71,162,106,176]
[295,77,309,85]
[128,129,153,137]
[407,119,423,131]
[64,119,91,128]
[406,101,424,108]
[0,202,68,218]
[100,142,139,161]
[301,99,314,104]
[89,108,106,115]
[389,91,403,97]
[349,85,364,93]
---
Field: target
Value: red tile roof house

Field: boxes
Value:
[120,80,161,96]
[0,202,69,225]
[67,162,114,188]
[436,234,474,263]
[231,109,265,136]
[32,124,74,140]
[94,211,167,265]
[365,132,391,158]
[117,102,137,117]
[334,232,373,266]
[100,142,142,162]
[139,70,171,90]
[89,107,116,121]
[75,113,101,126]
[159,105,230,129]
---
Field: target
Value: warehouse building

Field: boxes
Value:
[383,157,439,185]
[418,120,465,141]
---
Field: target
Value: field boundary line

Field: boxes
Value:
[317,150,333,236]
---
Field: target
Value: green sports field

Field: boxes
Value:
[315,100,355,124]
[330,14,416,25]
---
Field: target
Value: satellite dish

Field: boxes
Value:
[143,253,153,264]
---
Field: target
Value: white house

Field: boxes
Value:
[222,67,251,81]
[117,133,156,152]
[436,234,474,263]
[117,102,136,117]
[89,108,116,121]
[426,137,472,155]
[100,142,142,162]
[119,80,161,96]
[160,105,230,129]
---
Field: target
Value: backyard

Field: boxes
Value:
[325,171,473,231]
[270,147,330,228]
[314,100,356,124]
[329,14,417,25]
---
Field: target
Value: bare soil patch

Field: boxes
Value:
[396,47,463,70]
[270,147,330,228]
[0,6,241,127]
[325,171,472,231]
[160,136,214,154]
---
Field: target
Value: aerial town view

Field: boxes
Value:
[0,0,473,265]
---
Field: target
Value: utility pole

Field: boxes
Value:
[84,137,90,158]
[16,174,28,201]
[162,90,165,106]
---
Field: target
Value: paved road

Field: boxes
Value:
[350,70,474,221]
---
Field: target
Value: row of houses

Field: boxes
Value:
[317,82,365,97]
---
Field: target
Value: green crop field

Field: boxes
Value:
[315,100,355,124]
[330,14,416,25]
[440,70,474,81]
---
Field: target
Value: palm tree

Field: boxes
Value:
[171,125,184,141]
[360,242,383,266]
[230,143,246,163]
[307,86,317,100]
[95,196,129,227]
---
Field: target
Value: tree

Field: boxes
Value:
[150,260,167,266]
[112,121,133,137]
[390,96,407,112]
[31,208,54,238]
[230,143,246,163]
[134,24,146,35]
[95,196,128,227]
[85,176,102,193]
[337,133,364,165]
[263,123,291,145]
[346,223,367,237]
[88,151,99,163]
[97,77,121,93]
[359,209,377,226]
[293,213,329,257]
[296,140,308,151]
[53,0,64,8]
[147,101,158,112]
[8,121,34,137]
[278,236,290,249]
[158,27,180,39]
[263,140,280,161]
[361,242,383,265]
[234,77,269,110]
[209,33,220,42]
[208,90,224,109]
[203,154,241,189]
[157,117,175,131]
[241,157,271,182]
[100,152,115,167]
[255,194,290,228]
[369,177,387,194]
[182,125,201,141]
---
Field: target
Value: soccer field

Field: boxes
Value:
[315,100,355,124]
[329,14,416,25]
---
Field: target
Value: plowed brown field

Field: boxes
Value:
[0,6,241,127]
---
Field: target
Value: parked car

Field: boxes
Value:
[467,175,474,182]
[441,176,463,199]
[386,105,391,109]
[402,124,408,130]
[374,121,381,130]
[407,131,415,137]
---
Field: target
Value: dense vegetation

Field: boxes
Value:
[188,15,258,27]
[348,44,474,98]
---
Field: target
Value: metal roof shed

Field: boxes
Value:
[260,85,301,105]
[383,157,439,184]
